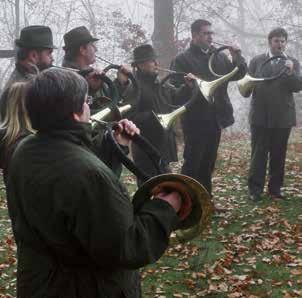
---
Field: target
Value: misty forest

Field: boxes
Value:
[0,0,302,297]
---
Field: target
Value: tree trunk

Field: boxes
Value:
[237,0,248,56]
[152,0,176,69]
[15,0,20,39]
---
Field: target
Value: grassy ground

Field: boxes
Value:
[0,128,301,297]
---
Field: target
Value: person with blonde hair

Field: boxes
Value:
[0,82,34,183]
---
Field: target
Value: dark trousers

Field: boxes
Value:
[181,126,221,196]
[248,125,291,196]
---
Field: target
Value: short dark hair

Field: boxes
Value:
[26,68,88,131]
[268,27,288,41]
[191,19,212,35]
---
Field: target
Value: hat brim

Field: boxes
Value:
[15,39,57,49]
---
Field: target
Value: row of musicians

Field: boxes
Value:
[1,20,302,202]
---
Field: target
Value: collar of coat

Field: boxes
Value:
[136,69,159,84]
[62,58,82,70]
[267,49,288,58]
[15,62,36,78]
[189,42,211,56]
[37,121,93,149]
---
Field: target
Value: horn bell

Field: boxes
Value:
[90,103,131,129]
[132,173,214,244]
[237,74,265,98]
[197,66,239,102]
[154,105,187,131]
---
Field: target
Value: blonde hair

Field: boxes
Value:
[0,82,34,148]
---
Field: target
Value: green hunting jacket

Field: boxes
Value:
[7,121,180,298]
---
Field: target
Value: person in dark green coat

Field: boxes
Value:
[6,68,183,298]
[247,27,302,201]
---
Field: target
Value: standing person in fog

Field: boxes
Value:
[119,44,196,186]
[6,68,185,297]
[0,25,55,120]
[62,26,129,111]
[171,19,247,199]
[247,27,302,201]
[62,26,136,177]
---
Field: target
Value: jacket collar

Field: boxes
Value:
[38,121,93,149]
[15,62,36,78]
[62,58,82,70]
[267,49,287,58]
[189,42,210,56]
[136,69,159,84]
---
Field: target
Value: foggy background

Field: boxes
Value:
[0,0,301,131]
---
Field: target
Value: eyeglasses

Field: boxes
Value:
[85,95,94,105]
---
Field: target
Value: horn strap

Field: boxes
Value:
[105,124,169,182]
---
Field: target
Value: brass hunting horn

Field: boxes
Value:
[90,96,131,129]
[148,72,199,131]
[237,55,287,97]
[153,47,240,131]
[95,56,140,108]
[91,115,213,244]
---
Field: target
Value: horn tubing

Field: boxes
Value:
[208,45,236,77]
[90,104,131,129]
[95,55,115,65]
[151,73,199,130]
[102,64,139,102]
[237,55,288,97]
[105,124,169,182]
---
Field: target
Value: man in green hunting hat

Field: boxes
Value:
[131,44,158,65]
[62,26,102,100]
[62,26,130,113]
[62,26,99,69]
[0,25,56,119]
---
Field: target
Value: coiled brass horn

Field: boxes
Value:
[147,72,200,131]
[153,52,239,131]
[157,67,239,104]
[159,47,239,105]
[237,55,287,97]
[103,122,213,244]
[93,113,213,244]
[133,173,213,245]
